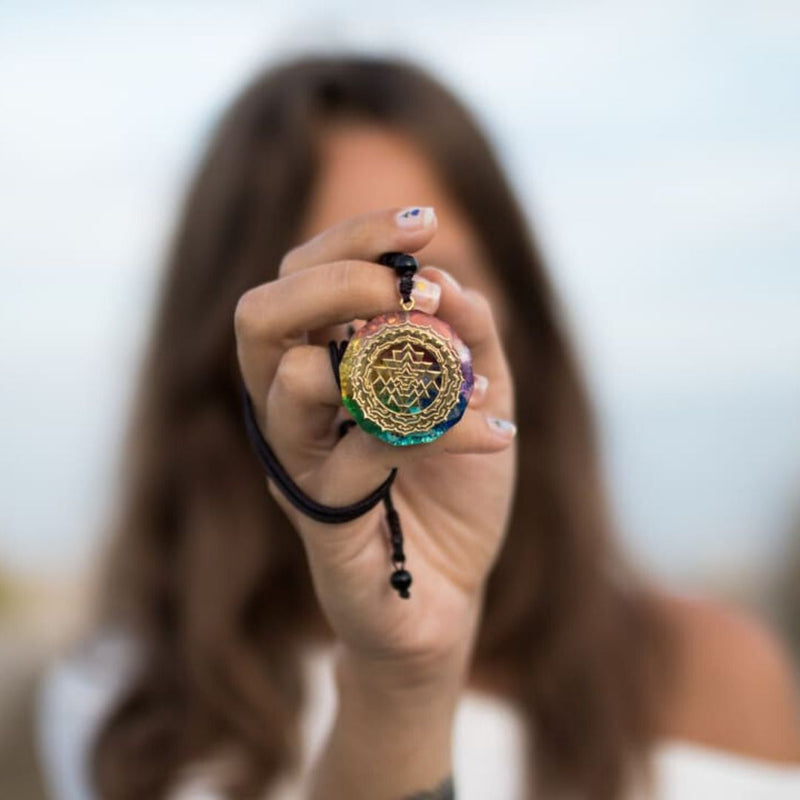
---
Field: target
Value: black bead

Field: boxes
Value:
[378,252,418,275]
[390,568,412,598]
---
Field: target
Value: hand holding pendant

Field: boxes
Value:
[234,206,517,679]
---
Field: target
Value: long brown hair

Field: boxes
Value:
[92,54,674,800]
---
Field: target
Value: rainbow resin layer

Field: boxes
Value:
[339,310,474,446]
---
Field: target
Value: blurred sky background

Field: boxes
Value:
[1,0,799,600]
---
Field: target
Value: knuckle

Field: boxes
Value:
[328,259,358,301]
[233,287,260,338]
[273,346,316,397]
[234,283,278,340]
[278,245,304,277]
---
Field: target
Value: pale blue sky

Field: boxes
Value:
[1,1,799,590]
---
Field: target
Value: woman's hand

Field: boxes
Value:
[234,206,517,685]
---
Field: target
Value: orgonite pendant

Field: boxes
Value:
[339,309,474,446]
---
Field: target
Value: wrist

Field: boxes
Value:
[311,648,457,800]
[334,642,469,711]
[335,594,482,701]
[321,645,457,798]
[309,596,482,799]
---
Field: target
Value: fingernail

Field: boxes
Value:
[396,206,436,228]
[410,277,441,309]
[486,416,517,437]
[474,374,489,396]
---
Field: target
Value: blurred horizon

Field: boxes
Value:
[1,1,799,601]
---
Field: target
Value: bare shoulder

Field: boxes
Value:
[652,587,800,763]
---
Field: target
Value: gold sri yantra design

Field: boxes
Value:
[348,320,463,437]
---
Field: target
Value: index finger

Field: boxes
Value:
[234,258,442,415]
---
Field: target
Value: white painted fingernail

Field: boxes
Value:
[486,416,517,438]
[474,374,489,396]
[396,206,436,228]
[410,277,441,310]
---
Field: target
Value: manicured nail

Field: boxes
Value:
[486,415,517,437]
[396,206,436,228]
[410,277,441,309]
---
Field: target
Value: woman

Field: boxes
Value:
[38,54,800,800]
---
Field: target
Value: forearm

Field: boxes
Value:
[307,645,469,800]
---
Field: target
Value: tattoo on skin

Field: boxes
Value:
[402,775,455,800]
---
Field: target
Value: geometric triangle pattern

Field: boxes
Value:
[339,310,473,446]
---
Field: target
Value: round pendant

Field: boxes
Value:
[339,310,474,447]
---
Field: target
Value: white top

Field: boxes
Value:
[36,634,800,800]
